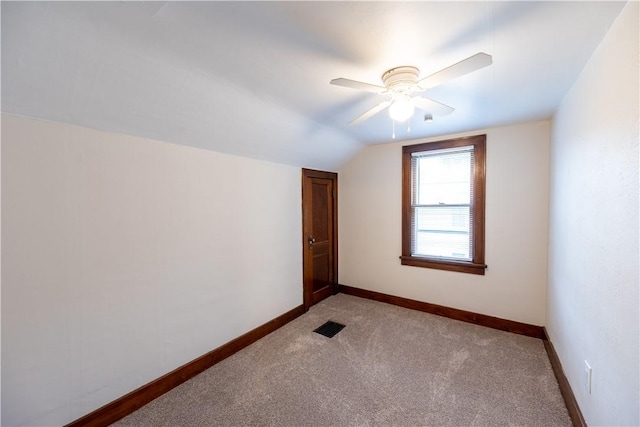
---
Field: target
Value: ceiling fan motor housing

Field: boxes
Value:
[382,66,420,95]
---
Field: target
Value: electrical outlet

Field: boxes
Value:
[584,360,592,394]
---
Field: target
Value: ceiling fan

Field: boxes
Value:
[330,52,492,125]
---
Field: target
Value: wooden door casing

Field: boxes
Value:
[302,169,337,311]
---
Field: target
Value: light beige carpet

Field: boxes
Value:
[114,293,571,426]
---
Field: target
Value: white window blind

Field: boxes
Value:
[411,145,474,261]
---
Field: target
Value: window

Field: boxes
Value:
[401,135,486,275]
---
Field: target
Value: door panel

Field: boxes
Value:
[302,169,337,311]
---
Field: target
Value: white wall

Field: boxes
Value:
[547,2,639,426]
[339,120,551,325]
[1,114,303,426]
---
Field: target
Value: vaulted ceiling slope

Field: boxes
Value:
[1,2,625,171]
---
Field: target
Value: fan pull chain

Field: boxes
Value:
[392,120,396,139]
[407,120,411,133]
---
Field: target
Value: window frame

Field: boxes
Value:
[400,134,487,275]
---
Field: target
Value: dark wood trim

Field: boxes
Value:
[399,256,487,275]
[472,135,487,266]
[65,305,305,427]
[301,168,338,312]
[339,285,545,339]
[401,135,487,275]
[543,328,588,427]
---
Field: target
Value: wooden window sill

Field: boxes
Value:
[399,255,487,275]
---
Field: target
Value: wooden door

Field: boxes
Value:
[302,169,337,311]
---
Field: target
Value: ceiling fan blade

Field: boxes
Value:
[349,100,392,125]
[417,52,492,90]
[330,78,387,94]
[411,96,455,116]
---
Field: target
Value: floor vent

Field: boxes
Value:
[313,320,345,338]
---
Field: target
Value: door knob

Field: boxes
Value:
[308,235,316,249]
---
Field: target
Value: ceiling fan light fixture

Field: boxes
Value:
[389,97,415,122]
[330,53,492,126]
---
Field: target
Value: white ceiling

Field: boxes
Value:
[1,1,625,171]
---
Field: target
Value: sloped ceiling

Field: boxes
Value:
[1,1,625,171]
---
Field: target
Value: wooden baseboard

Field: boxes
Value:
[543,328,587,427]
[339,284,546,339]
[65,304,305,427]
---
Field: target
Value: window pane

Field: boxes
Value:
[415,150,471,205]
[413,206,471,260]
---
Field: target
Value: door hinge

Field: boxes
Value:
[331,189,335,198]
